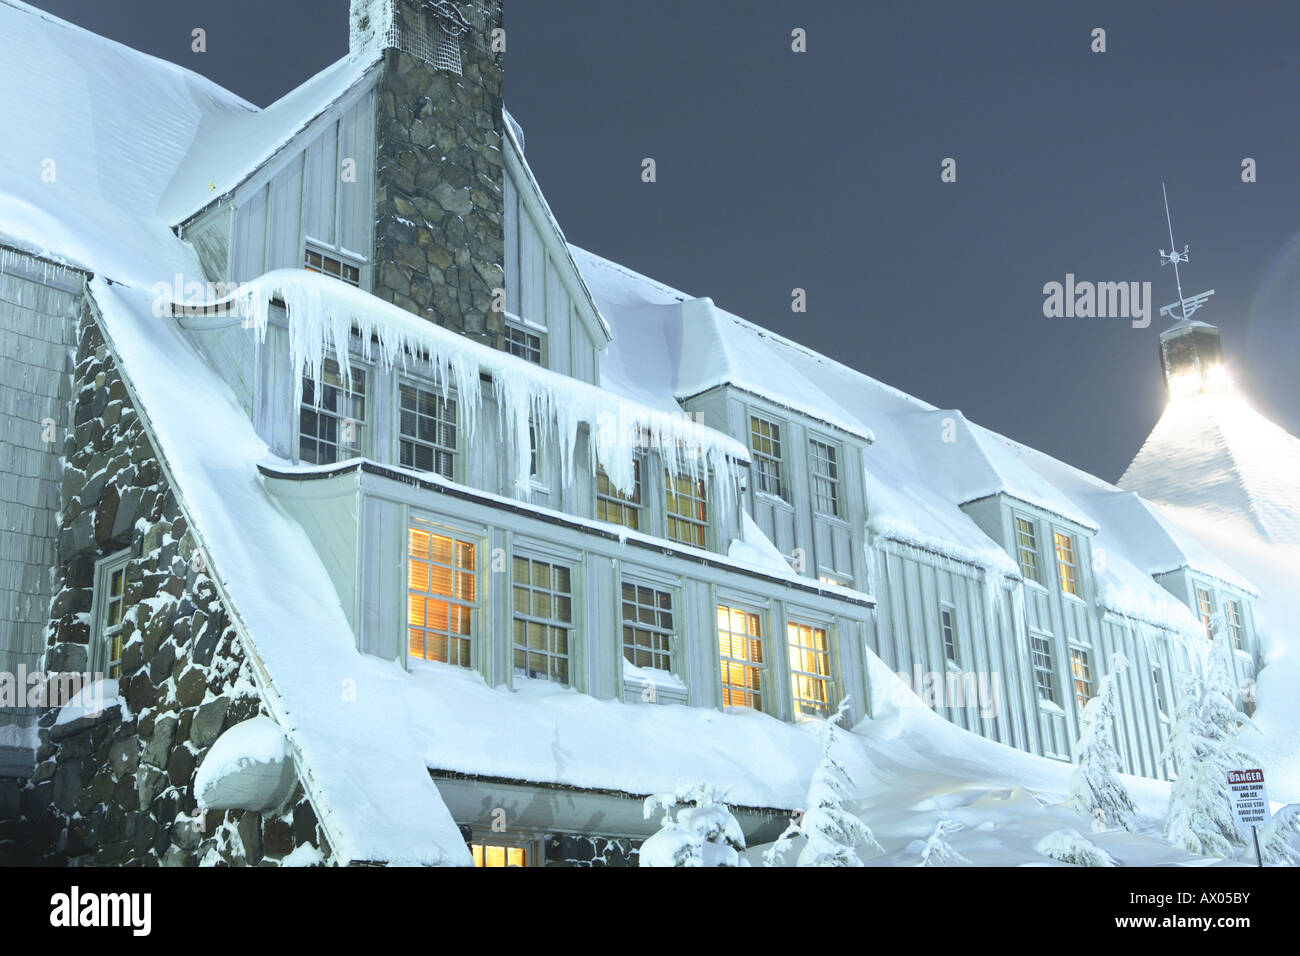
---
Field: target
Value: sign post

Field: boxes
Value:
[1226,768,1271,867]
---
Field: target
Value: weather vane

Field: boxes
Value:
[1157,182,1215,323]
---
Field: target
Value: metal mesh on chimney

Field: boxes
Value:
[383,1,499,75]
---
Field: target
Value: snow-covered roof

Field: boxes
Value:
[1121,392,1300,548]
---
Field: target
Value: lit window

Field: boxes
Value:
[665,472,708,548]
[750,416,785,499]
[1014,516,1040,584]
[511,557,573,684]
[1196,587,1214,639]
[787,622,832,717]
[809,439,841,517]
[1069,646,1093,711]
[407,528,477,667]
[818,575,848,588]
[471,844,527,867]
[1224,599,1245,650]
[304,248,361,287]
[717,605,765,710]
[94,552,130,679]
[399,383,456,478]
[504,323,542,364]
[1054,532,1078,596]
[622,583,674,673]
[597,462,641,531]
[1030,633,1057,705]
[299,357,366,464]
[940,605,958,665]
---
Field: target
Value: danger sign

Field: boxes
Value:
[1226,768,1271,829]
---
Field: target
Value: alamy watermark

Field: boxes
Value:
[1042,274,1152,329]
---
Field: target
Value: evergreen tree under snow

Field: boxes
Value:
[764,698,880,867]
[1163,622,1256,859]
[1035,829,1117,867]
[1259,804,1300,867]
[640,783,748,867]
[918,819,970,866]
[1069,653,1138,832]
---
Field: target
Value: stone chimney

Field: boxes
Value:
[352,0,506,349]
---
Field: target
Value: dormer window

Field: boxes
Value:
[665,472,708,548]
[305,247,361,287]
[299,358,366,464]
[504,320,543,365]
[809,439,841,517]
[596,461,642,530]
[749,416,785,499]
[1053,531,1078,596]
[1014,515,1040,584]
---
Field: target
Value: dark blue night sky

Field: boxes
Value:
[34,0,1300,481]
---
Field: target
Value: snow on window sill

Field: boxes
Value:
[1061,591,1087,605]
[1037,699,1066,717]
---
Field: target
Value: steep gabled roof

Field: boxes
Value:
[1121,393,1300,547]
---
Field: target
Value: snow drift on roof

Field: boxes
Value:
[1121,392,1300,548]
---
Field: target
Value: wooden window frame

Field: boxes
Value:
[596,460,643,531]
[511,554,575,685]
[787,620,834,717]
[1196,586,1214,639]
[406,526,479,669]
[91,551,131,680]
[1029,632,1058,705]
[1224,599,1245,650]
[664,471,708,549]
[809,438,841,518]
[1014,514,1041,584]
[940,604,959,666]
[1069,644,1093,711]
[1054,530,1079,597]
[749,415,786,500]
[717,604,766,712]
[298,355,368,465]
[621,580,675,675]
[398,379,458,480]
[304,246,362,288]
[504,321,544,365]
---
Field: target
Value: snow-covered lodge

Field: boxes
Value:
[0,0,1291,866]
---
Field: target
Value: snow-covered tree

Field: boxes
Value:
[918,819,970,866]
[764,698,880,867]
[1035,829,1117,867]
[1163,623,1257,859]
[1069,653,1138,832]
[640,783,748,867]
[1259,804,1300,867]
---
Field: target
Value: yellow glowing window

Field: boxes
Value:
[1014,516,1040,583]
[408,528,477,666]
[750,416,785,499]
[1054,532,1078,596]
[304,248,361,287]
[94,552,129,680]
[787,622,831,717]
[596,462,642,531]
[1225,600,1245,650]
[665,472,708,548]
[1069,646,1093,711]
[717,605,764,710]
[1196,587,1213,639]
[471,844,527,867]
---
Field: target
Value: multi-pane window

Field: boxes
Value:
[94,552,130,679]
[407,528,477,667]
[1030,633,1057,704]
[940,605,958,664]
[1054,531,1078,596]
[665,472,708,548]
[1014,516,1040,584]
[622,583,674,673]
[1196,587,1214,639]
[809,439,841,517]
[504,323,543,364]
[299,358,366,465]
[717,606,765,710]
[750,416,785,498]
[511,557,573,684]
[471,843,527,867]
[787,622,832,717]
[596,463,642,531]
[399,383,456,478]
[1152,665,1166,716]
[304,248,361,287]
[1224,599,1245,650]
[1069,646,1093,711]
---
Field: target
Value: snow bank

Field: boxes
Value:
[195,716,296,813]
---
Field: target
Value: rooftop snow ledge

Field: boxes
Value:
[192,270,748,506]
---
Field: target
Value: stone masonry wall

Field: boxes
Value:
[5,302,330,866]
[372,0,506,349]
